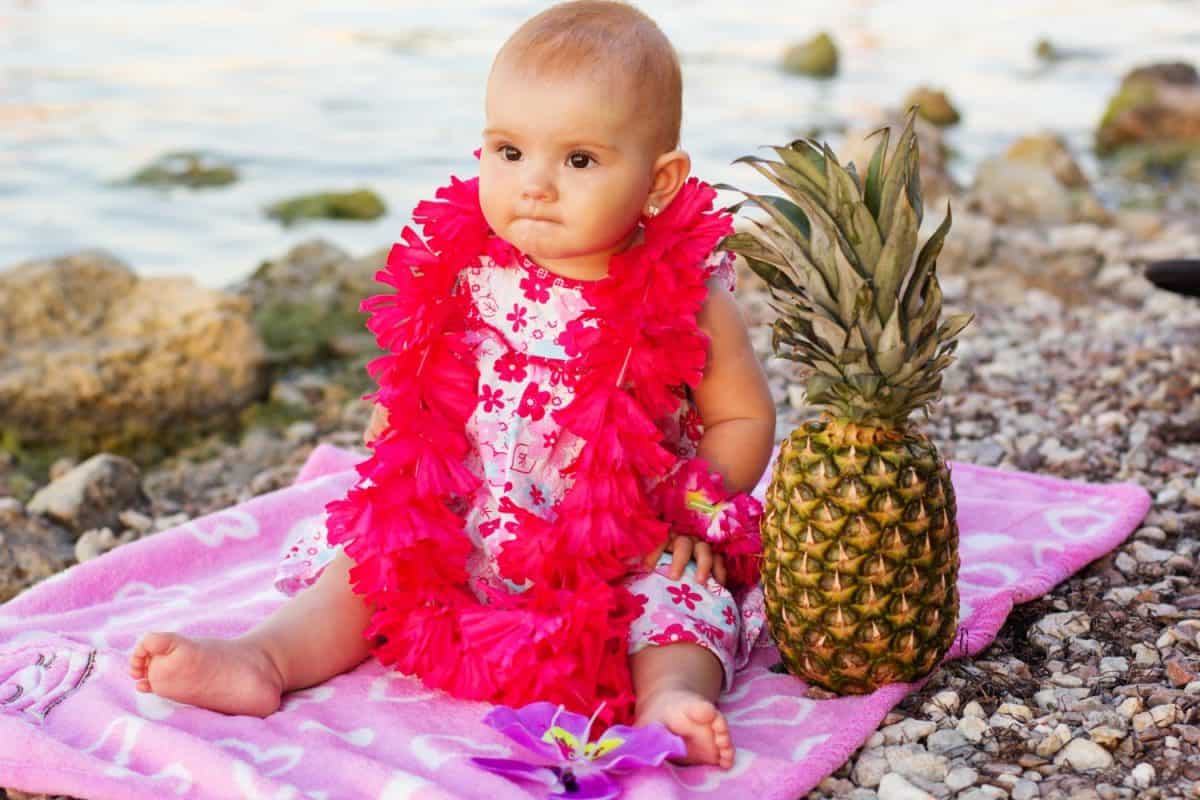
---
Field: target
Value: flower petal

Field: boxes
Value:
[552,771,621,800]
[588,721,686,770]
[470,757,559,788]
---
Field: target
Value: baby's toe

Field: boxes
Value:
[136,632,177,657]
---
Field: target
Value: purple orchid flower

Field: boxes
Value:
[471,702,685,800]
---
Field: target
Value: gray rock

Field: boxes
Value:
[944,765,978,791]
[27,454,143,533]
[884,745,948,783]
[1053,738,1114,770]
[927,729,969,753]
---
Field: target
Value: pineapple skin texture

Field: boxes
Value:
[761,418,960,694]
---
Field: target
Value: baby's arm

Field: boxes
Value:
[693,282,776,494]
[652,282,776,584]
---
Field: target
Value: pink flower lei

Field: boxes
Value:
[325,175,739,728]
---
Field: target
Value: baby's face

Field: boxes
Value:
[479,62,658,277]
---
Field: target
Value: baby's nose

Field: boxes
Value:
[520,165,556,202]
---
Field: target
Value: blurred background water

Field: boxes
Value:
[2,0,1198,287]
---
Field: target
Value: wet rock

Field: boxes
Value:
[904,87,961,127]
[27,454,143,533]
[1097,61,1200,155]
[265,188,386,225]
[0,252,265,447]
[127,150,238,189]
[781,32,838,78]
[232,240,384,365]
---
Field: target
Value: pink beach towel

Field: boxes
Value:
[0,444,1150,800]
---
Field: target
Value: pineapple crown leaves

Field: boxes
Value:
[719,108,973,425]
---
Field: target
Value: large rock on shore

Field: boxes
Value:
[1096,62,1200,155]
[968,134,1109,225]
[232,239,387,363]
[0,251,266,448]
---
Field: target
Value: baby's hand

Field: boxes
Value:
[643,534,727,585]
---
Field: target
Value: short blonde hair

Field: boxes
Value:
[493,1,683,152]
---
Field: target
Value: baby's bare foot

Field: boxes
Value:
[635,688,734,769]
[128,632,284,718]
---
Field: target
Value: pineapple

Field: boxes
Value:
[722,110,972,694]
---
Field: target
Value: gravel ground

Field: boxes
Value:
[3,207,1200,800]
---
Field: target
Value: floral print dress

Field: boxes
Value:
[277,248,766,688]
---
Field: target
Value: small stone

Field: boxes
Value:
[853,748,890,788]
[1150,703,1179,727]
[877,772,933,800]
[1012,778,1040,800]
[997,702,1034,722]
[0,497,22,513]
[1113,552,1138,574]
[927,728,969,753]
[1035,724,1072,757]
[958,787,1007,800]
[74,527,118,562]
[884,745,948,783]
[957,716,989,743]
[1054,737,1114,770]
[1051,672,1084,687]
[1126,762,1155,789]
[1088,726,1125,748]
[1167,659,1196,687]
[27,453,143,533]
[1131,541,1174,563]
[118,509,153,533]
[879,718,937,744]
[1113,695,1142,719]
[944,765,978,791]
[922,689,960,719]
[1186,680,1200,695]
[1098,657,1129,676]
[1132,643,1159,666]
[962,700,986,718]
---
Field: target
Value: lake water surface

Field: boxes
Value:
[2,0,1199,286]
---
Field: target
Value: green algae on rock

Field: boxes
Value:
[265,189,387,225]
[127,150,239,188]
[1096,62,1200,156]
[781,32,838,78]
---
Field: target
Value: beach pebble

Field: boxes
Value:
[27,453,144,534]
[1126,763,1156,789]
[1053,738,1113,770]
[944,766,978,791]
[876,772,934,800]
[74,527,118,562]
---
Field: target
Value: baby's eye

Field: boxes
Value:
[499,145,522,162]
[567,152,595,169]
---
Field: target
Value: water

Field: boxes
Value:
[2,0,1199,287]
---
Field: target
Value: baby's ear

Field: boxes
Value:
[648,150,691,211]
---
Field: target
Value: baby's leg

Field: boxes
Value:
[626,554,740,768]
[128,550,373,717]
[631,641,734,769]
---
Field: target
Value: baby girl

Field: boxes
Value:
[129,0,775,769]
